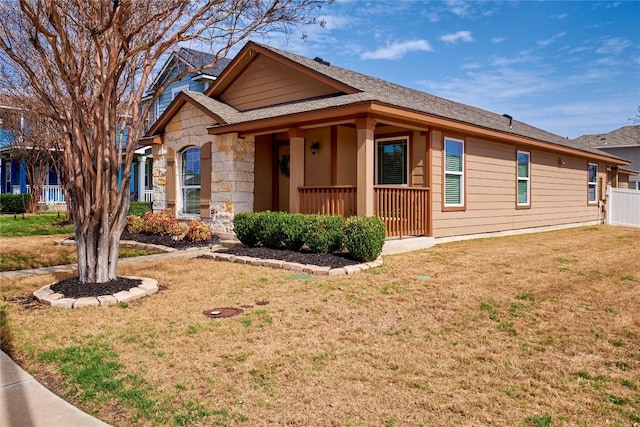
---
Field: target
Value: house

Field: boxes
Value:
[0,105,65,207]
[142,41,631,239]
[573,125,640,190]
[136,47,231,202]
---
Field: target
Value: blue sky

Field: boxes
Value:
[254,0,639,139]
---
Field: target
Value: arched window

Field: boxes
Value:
[181,147,200,215]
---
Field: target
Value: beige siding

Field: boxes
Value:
[220,55,341,111]
[304,127,331,186]
[253,134,273,212]
[336,126,357,186]
[432,133,606,238]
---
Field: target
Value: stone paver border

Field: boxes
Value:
[204,252,383,275]
[33,276,159,309]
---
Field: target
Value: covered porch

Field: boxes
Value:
[227,115,434,238]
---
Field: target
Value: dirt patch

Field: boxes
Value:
[202,307,244,318]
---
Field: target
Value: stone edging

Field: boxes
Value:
[204,252,383,276]
[33,276,159,309]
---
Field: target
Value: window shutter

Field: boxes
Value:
[166,147,176,213]
[200,142,212,218]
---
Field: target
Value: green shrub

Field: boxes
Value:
[343,216,386,262]
[255,211,285,248]
[0,194,30,213]
[185,219,212,243]
[304,215,344,254]
[233,212,259,247]
[127,201,152,217]
[282,213,306,251]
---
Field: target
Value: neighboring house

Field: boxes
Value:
[573,125,640,190]
[0,106,65,206]
[136,47,231,203]
[143,41,631,239]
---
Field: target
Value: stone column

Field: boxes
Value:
[288,128,306,213]
[355,117,376,216]
[137,156,147,202]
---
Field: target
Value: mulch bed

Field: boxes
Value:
[120,231,220,249]
[50,276,142,299]
[217,246,361,269]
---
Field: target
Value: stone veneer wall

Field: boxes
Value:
[152,102,255,234]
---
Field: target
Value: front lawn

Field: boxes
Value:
[0,212,75,237]
[1,225,639,426]
[0,235,167,271]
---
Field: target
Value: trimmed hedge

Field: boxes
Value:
[343,216,386,262]
[233,212,259,247]
[0,194,30,213]
[304,214,344,254]
[232,212,385,261]
[128,201,152,217]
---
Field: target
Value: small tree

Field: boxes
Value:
[0,0,329,284]
[0,97,63,213]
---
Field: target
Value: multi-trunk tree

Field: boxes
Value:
[0,0,327,284]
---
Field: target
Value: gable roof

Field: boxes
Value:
[573,125,640,148]
[147,47,231,94]
[149,41,629,165]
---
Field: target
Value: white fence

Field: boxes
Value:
[606,186,640,228]
[144,190,153,203]
[26,185,66,204]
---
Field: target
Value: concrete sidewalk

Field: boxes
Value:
[0,350,111,427]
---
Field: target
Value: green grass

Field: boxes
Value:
[38,340,213,426]
[0,212,74,237]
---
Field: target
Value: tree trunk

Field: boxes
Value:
[74,202,128,284]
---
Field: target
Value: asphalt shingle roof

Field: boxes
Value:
[175,42,627,163]
[573,125,640,148]
[177,47,231,77]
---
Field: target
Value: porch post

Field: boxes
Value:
[355,117,376,216]
[288,128,306,213]
[137,156,147,202]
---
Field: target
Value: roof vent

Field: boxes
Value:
[502,114,513,128]
[313,57,331,66]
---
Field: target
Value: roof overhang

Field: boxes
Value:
[206,100,630,166]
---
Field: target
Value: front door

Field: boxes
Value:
[277,143,290,212]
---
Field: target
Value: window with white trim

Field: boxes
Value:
[588,163,598,203]
[180,147,201,215]
[444,137,464,207]
[517,150,530,206]
[171,84,190,100]
[375,137,408,185]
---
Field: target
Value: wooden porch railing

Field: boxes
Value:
[299,186,356,217]
[374,186,429,238]
[298,185,430,238]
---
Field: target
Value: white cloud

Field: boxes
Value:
[596,37,632,55]
[440,31,474,44]
[491,37,505,44]
[317,15,351,31]
[537,32,566,47]
[361,40,433,60]
[551,13,568,19]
